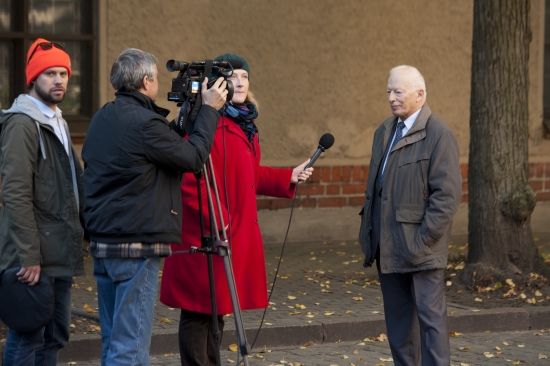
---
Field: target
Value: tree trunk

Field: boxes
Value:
[465,0,549,285]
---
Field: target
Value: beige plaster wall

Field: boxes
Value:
[98,0,549,167]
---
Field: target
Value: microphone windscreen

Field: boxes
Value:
[227,59,244,69]
[319,133,335,149]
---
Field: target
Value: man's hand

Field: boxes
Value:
[291,159,314,184]
[201,77,228,110]
[17,265,41,286]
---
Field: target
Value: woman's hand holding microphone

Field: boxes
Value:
[291,159,313,184]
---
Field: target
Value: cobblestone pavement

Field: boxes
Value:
[73,328,550,365]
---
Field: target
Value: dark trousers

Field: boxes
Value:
[178,309,225,366]
[377,262,450,366]
[3,277,72,366]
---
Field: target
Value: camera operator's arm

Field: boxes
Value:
[143,78,227,172]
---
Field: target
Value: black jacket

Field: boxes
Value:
[82,91,218,244]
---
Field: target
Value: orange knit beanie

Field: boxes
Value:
[26,38,72,86]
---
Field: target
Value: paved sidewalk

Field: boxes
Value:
[72,329,550,365]
[55,235,550,362]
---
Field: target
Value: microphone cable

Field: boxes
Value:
[250,179,301,350]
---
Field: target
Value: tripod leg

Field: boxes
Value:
[207,254,222,366]
[203,157,251,365]
[218,246,250,365]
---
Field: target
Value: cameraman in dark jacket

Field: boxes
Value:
[82,48,227,365]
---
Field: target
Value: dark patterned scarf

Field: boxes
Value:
[220,102,259,142]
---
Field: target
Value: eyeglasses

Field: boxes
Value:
[27,42,66,65]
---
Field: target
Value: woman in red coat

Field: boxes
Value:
[160,53,312,365]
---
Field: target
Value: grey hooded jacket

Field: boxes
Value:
[359,104,462,273]
[0,95,85,277]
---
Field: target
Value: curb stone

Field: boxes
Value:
[48,306,550,362]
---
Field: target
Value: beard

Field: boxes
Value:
[33,82,66,105]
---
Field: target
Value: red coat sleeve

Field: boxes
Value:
[256,165,296,198]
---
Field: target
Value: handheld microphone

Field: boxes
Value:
[306,133,335,169]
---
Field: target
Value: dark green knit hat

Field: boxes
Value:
[214,53,250,80]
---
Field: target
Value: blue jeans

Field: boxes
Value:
[3,276,72,366]
[94,257,160,366]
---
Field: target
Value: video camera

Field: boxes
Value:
[166,59,242,135]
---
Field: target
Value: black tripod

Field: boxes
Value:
[183,155,251,366]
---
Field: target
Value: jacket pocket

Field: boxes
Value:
[397,154,430,205]
[396,209,424,223]
[39,222,68,267]
[395,207,433,265]
[34,162,55,204]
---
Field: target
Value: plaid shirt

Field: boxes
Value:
[90,241,172,258]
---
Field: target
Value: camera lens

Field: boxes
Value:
[166,60,189,72]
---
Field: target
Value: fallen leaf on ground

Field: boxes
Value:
[380,357,393,362]
[160,318,171,323]
[518,344,525,348]
[287,295,296,300]
[377,334,388,342]
[449,332,463,337]
[86,287,93,291]
[539,354,548,359]
[474,297,483,302]
[228,344,238,352]
[483,352,494,358]
[164,353,173,357]
[459,346,470,351]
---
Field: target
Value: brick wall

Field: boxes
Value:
[1,163,548,209]
[257,162,550,209]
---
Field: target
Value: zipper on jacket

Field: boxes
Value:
[420,161,427,201]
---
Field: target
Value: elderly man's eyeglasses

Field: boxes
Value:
[27,42,66,64]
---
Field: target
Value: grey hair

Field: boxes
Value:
[390,65,427,97]
[110,48,158,91]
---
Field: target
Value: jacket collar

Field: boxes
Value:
[382,103,432,147]
[217,114,253,144]
[114,90,170,118]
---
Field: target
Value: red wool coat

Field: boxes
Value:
[160,116,295,315]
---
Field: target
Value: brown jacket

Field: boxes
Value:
[359,104,462,273]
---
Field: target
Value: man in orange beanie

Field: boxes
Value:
[0,38,85,366]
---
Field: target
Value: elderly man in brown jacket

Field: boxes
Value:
[359,65,462,365]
